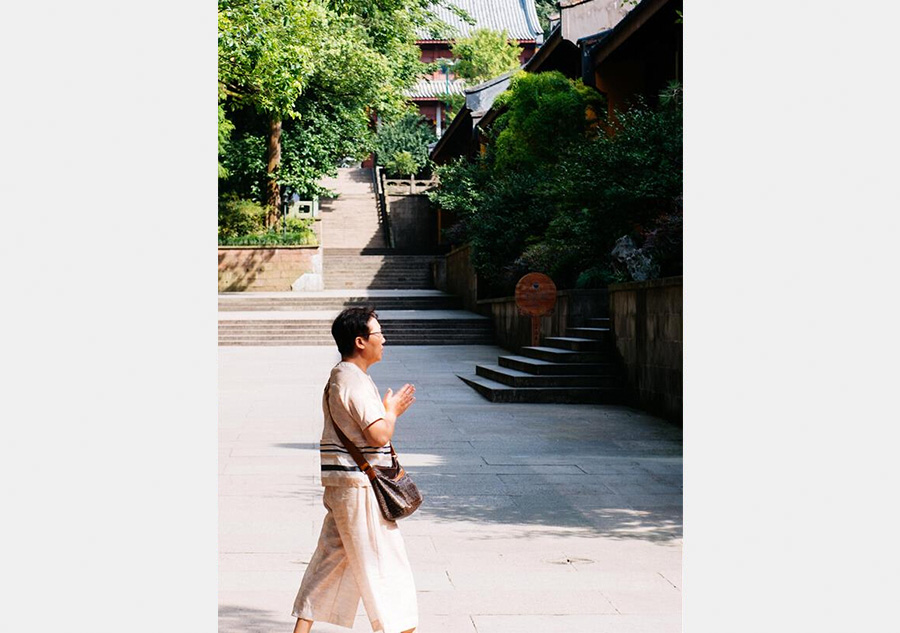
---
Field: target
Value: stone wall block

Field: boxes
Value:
[218,247,318,292]
[608,277,682,423]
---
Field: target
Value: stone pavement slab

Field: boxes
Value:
[219,345,682,632]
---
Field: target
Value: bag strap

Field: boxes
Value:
[324,385,396,481]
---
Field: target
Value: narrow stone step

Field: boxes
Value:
[518,346,610,363]
[498,355,614,376]
[323,264,434,270]
[457,374,624,404]
[323,270,433,276]
[566,327,611,341]
[326,282,435,290]
[475,364,617,388]
[324,248,437,256]
[543,336,605,352]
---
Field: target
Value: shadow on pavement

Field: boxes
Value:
[218,605,284,633]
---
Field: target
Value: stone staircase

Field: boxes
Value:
[218,166,494,347]
[218,291,493,346]
[317,168,436,290]
[218,290,461,312]
[323,248,435,290]
[457,317,625,403]
[318,168,387,250]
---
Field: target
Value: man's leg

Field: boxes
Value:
[328,487,418,633]
[292,618,313,633]
[291,490,362,629]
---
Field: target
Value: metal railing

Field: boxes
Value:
[373,166,395,248]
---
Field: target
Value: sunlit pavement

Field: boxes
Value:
[219,345,682,633]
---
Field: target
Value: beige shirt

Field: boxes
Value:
[319,361,390,487]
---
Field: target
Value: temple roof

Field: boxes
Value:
[405,77,469,99]
[418,0,544,42]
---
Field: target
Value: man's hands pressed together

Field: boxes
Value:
[362,383,416,447]
[384,383,416,418]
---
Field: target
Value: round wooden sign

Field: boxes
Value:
[515,273,557,316]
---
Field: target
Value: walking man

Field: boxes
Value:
[291,307,418,633]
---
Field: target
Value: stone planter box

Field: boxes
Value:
[218,245,320,292]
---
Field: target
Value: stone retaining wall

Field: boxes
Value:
[608,276,683,423]
[386,195,437,250]
[436,245,682,422]
[434,244,480,313]
[218,246,319,292]
[477,289,610,351]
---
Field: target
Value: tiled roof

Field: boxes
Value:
[419,0,543,42]
[404,78,469,99]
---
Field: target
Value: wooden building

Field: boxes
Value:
[429,0,682,243]
[407,0,544,137]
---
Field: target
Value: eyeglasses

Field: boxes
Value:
[367,330,385,339]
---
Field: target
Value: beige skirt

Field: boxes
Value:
[292,486,418,633]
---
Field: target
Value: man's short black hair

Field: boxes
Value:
[331,307,378,357]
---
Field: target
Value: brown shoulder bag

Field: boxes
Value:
[325,386,424,521]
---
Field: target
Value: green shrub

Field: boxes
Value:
[218,195,265,239]
[374,111,434,177]
[218,196,317,245]
[451,29,522,85]
[218,229,317,246]
[386,151,419,178]
[430,75,682,294]
[283,216,315,235]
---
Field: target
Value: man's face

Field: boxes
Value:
[363,317,386,364]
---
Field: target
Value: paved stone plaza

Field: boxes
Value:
[219,344,683,633]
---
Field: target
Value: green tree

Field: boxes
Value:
[451,28,523,85]
[533,0,558,38]
[491,71,604,172]
[218,99,234,179]
[374,111,435,177]
[219,0,456,228]
[430,73,682,294]
[219,0,327,226]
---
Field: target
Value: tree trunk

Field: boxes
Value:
[265,116,282,228]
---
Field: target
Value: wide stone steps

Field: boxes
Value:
[219,317,494,346]
[218,295,462,312]
[498,355,614,375]
[457,374,623,404]
[475,364,621,389]
[325,277,434,290]
[317,167,386,249]
[323,254,436,263]
[322,253,437,290]
[457,318,625,403]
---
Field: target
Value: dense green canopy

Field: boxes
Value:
[429,72,683,294]
[218,0,455,226]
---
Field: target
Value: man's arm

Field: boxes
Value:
[361,383,416,446]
